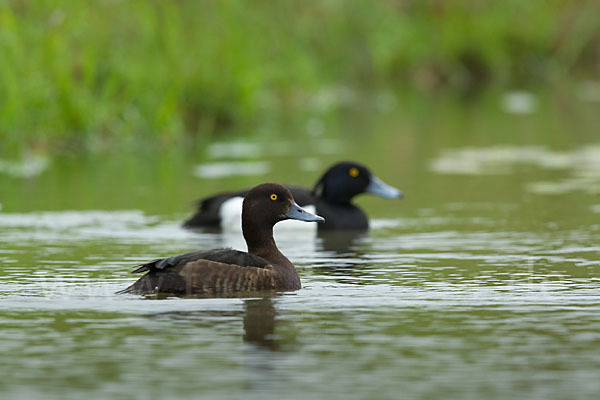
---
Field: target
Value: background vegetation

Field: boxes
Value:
[0,0,598,156]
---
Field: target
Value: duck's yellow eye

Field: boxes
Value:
[270,194,278,200]
[349,167,359,177]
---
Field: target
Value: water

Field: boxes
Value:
[1,89,600,399]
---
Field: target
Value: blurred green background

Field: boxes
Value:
[1,0,598,157]
[2,4,600,399]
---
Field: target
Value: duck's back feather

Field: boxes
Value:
[133,248,270,273]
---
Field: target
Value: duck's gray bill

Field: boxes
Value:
[366,176,404,199]
[285,202,325,223]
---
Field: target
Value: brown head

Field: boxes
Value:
[242,183,324,254]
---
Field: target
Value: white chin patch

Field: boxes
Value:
[219,197,317,235]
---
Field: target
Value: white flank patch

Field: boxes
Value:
[219,197,245,231]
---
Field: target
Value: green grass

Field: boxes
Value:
[0,0,598,156]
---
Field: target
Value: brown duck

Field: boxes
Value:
[119,183,324,295]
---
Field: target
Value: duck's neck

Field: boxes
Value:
[243,223,286,263]
[243,219,301,290]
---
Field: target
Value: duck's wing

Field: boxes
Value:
[183,189,250,228]
[118,249,274,295]
[176,260,278,294]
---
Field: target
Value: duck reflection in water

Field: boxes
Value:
[146,297,283,351]
[243,298,278,350]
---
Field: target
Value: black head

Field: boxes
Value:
[312,162,403,204]
[243,183,324,228]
